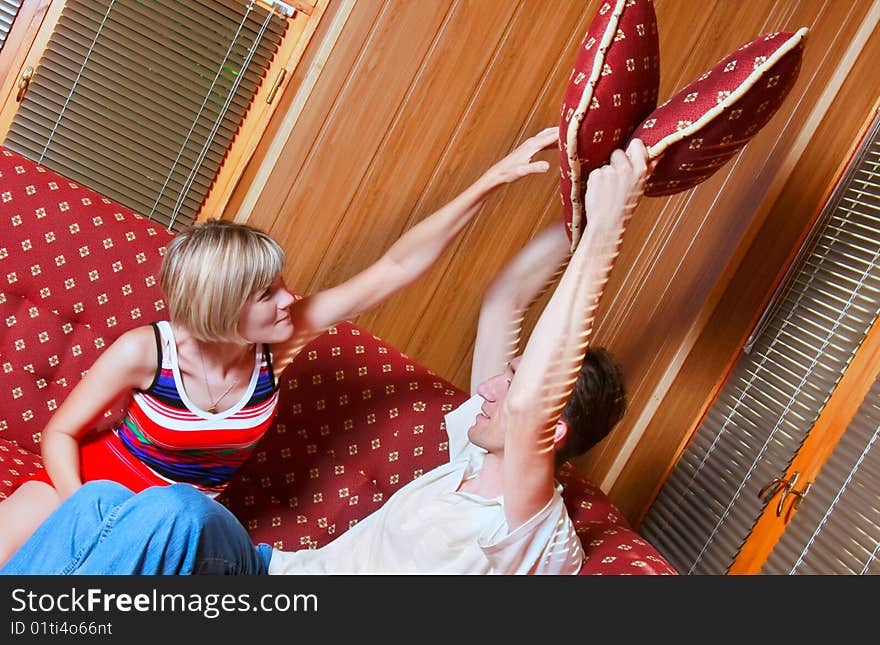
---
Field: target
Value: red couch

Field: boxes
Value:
[0,146,676,575]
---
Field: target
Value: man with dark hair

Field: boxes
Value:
[1,138,648,575]
[555,347,627,468]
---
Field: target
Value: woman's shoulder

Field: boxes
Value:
[114,323,158,344]
[108,324,160,366]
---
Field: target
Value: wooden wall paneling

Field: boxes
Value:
[610,3,880,525]
[350,0,584,365]
[574,0,862,492]
[302,0,522,306]
[650,0,755,104]
[269,1,455,295]
[236,0,385,233]
[380,1,596,381]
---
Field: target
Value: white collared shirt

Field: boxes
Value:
[268,394,583,574]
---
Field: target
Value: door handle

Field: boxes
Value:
[16,66,33,102]
[758,470,811,520]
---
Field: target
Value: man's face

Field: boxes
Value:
[467,356,522,453]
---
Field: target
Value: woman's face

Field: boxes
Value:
[237,276,295,344]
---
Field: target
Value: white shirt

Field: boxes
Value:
[268,394,584,574]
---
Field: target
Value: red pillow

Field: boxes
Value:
[631,28,808,196]
[559,0,660,249]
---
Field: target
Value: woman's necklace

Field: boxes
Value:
[197,345,239,414]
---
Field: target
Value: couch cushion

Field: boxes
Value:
[557,462,677,574]
[559,0,659,249]
[630,28,808,196]
[219,322,468,548]
[577,523,678,574]
[0,437,44,499]
[0,147,173,452]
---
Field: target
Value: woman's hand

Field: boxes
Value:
[483,126,559,185]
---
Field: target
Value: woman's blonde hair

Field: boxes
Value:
[160,219,286,342]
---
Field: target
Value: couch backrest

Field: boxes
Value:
[219,321,470,549]
[0,147,173,451]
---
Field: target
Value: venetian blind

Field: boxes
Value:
[3,0,289,231]
[640,114,880,575]
[0,0,23,51]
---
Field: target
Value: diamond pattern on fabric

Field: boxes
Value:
[630,29,808,196]
[559,0,660,249]
[0,148,173,452]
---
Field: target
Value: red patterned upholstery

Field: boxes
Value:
[558,0,659,249]
[0,146,676,574]
[0,147,173,461]
[630,28,808,196]
[0,438,43,493]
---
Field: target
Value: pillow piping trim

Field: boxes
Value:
[643,27,808,162]
[566,0,627,251]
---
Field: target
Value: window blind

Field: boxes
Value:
[4,0,289,231]
[0,0,23,52]
[641,114,880,575]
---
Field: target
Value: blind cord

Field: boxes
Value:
[164,3,275,229]
[39,0,117,164]
[149,1,269,227]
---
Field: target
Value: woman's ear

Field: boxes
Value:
[553,419,568,446]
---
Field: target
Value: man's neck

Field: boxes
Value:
[457,452,504,498]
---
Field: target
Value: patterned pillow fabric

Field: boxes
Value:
[559,0,660,250]
[630,28,808,196]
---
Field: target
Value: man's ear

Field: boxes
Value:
[553,419,568,446]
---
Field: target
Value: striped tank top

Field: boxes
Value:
[113,321,279,497]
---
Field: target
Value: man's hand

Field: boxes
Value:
[483,127,559,185]
[582,138,649,241]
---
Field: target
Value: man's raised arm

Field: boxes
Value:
[470,224,571,394]
[500,139,649,530]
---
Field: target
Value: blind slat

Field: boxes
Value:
[39,42,259,128]
[4,0,288,230]
[50,14,274,97]
[0,0,22,49]
[18,85,229,171]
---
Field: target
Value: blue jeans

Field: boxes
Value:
[0,481,272,575]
